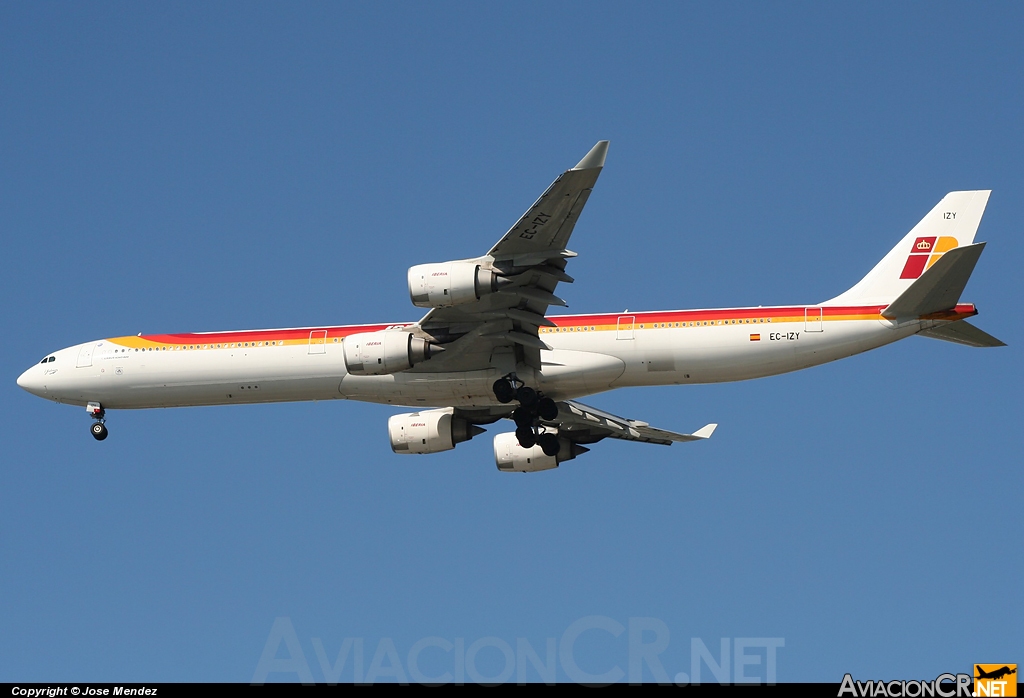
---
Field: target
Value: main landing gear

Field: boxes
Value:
[492,375,560,456]
[87,402,108,441]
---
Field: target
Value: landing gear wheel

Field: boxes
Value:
[91,422,108,441]
[492,378,516,404]
[537,397,558,421]
[515,426,537,449]
[537,433,560,457]
[512,408,535,429]
[515,386,538,408]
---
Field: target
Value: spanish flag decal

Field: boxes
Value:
[750,334,761,341]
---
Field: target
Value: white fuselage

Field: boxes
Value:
[17,303,969,412]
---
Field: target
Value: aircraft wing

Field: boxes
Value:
[542,399,718,446]
[414,141,609,372]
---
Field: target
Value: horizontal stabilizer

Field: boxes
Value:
[920,320,1006,348]
[882,242,985,319]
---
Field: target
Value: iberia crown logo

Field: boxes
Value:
[900,236,959,279]
[975,664,1017,697]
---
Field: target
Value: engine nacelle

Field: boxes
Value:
[493,432,587,473]
[389,408,485,454]
[344,330,439,376]
[408,261,505,308]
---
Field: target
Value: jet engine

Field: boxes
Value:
[408,261,508,308]
[493,432,588,473]
[343,330,441,376]
[389,408,485,454]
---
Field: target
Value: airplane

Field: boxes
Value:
[17,141,1005,472]
[975,666,1016,681]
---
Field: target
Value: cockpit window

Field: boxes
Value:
[40,356,55,364]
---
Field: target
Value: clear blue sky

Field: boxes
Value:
[2,2,1021,683]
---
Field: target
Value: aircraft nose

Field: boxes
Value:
[17,367,47,396]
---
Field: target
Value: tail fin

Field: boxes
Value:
[823,191,991,306]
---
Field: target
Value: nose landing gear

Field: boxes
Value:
[87,402,107,441]
[493,375,561,453]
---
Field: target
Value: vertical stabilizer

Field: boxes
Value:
[823,191,990,306]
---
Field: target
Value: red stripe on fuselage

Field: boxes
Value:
[136,303,979,344]
[140,323,411,345]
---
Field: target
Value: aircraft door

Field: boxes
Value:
[616,315,635,340]
[805,307,823,332]
[76,343,95,368]
[308,330,328,354]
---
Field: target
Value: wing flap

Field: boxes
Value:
[546,400,717,446]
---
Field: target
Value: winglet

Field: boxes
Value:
[692,423,718,439]
[572,140,609,171]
